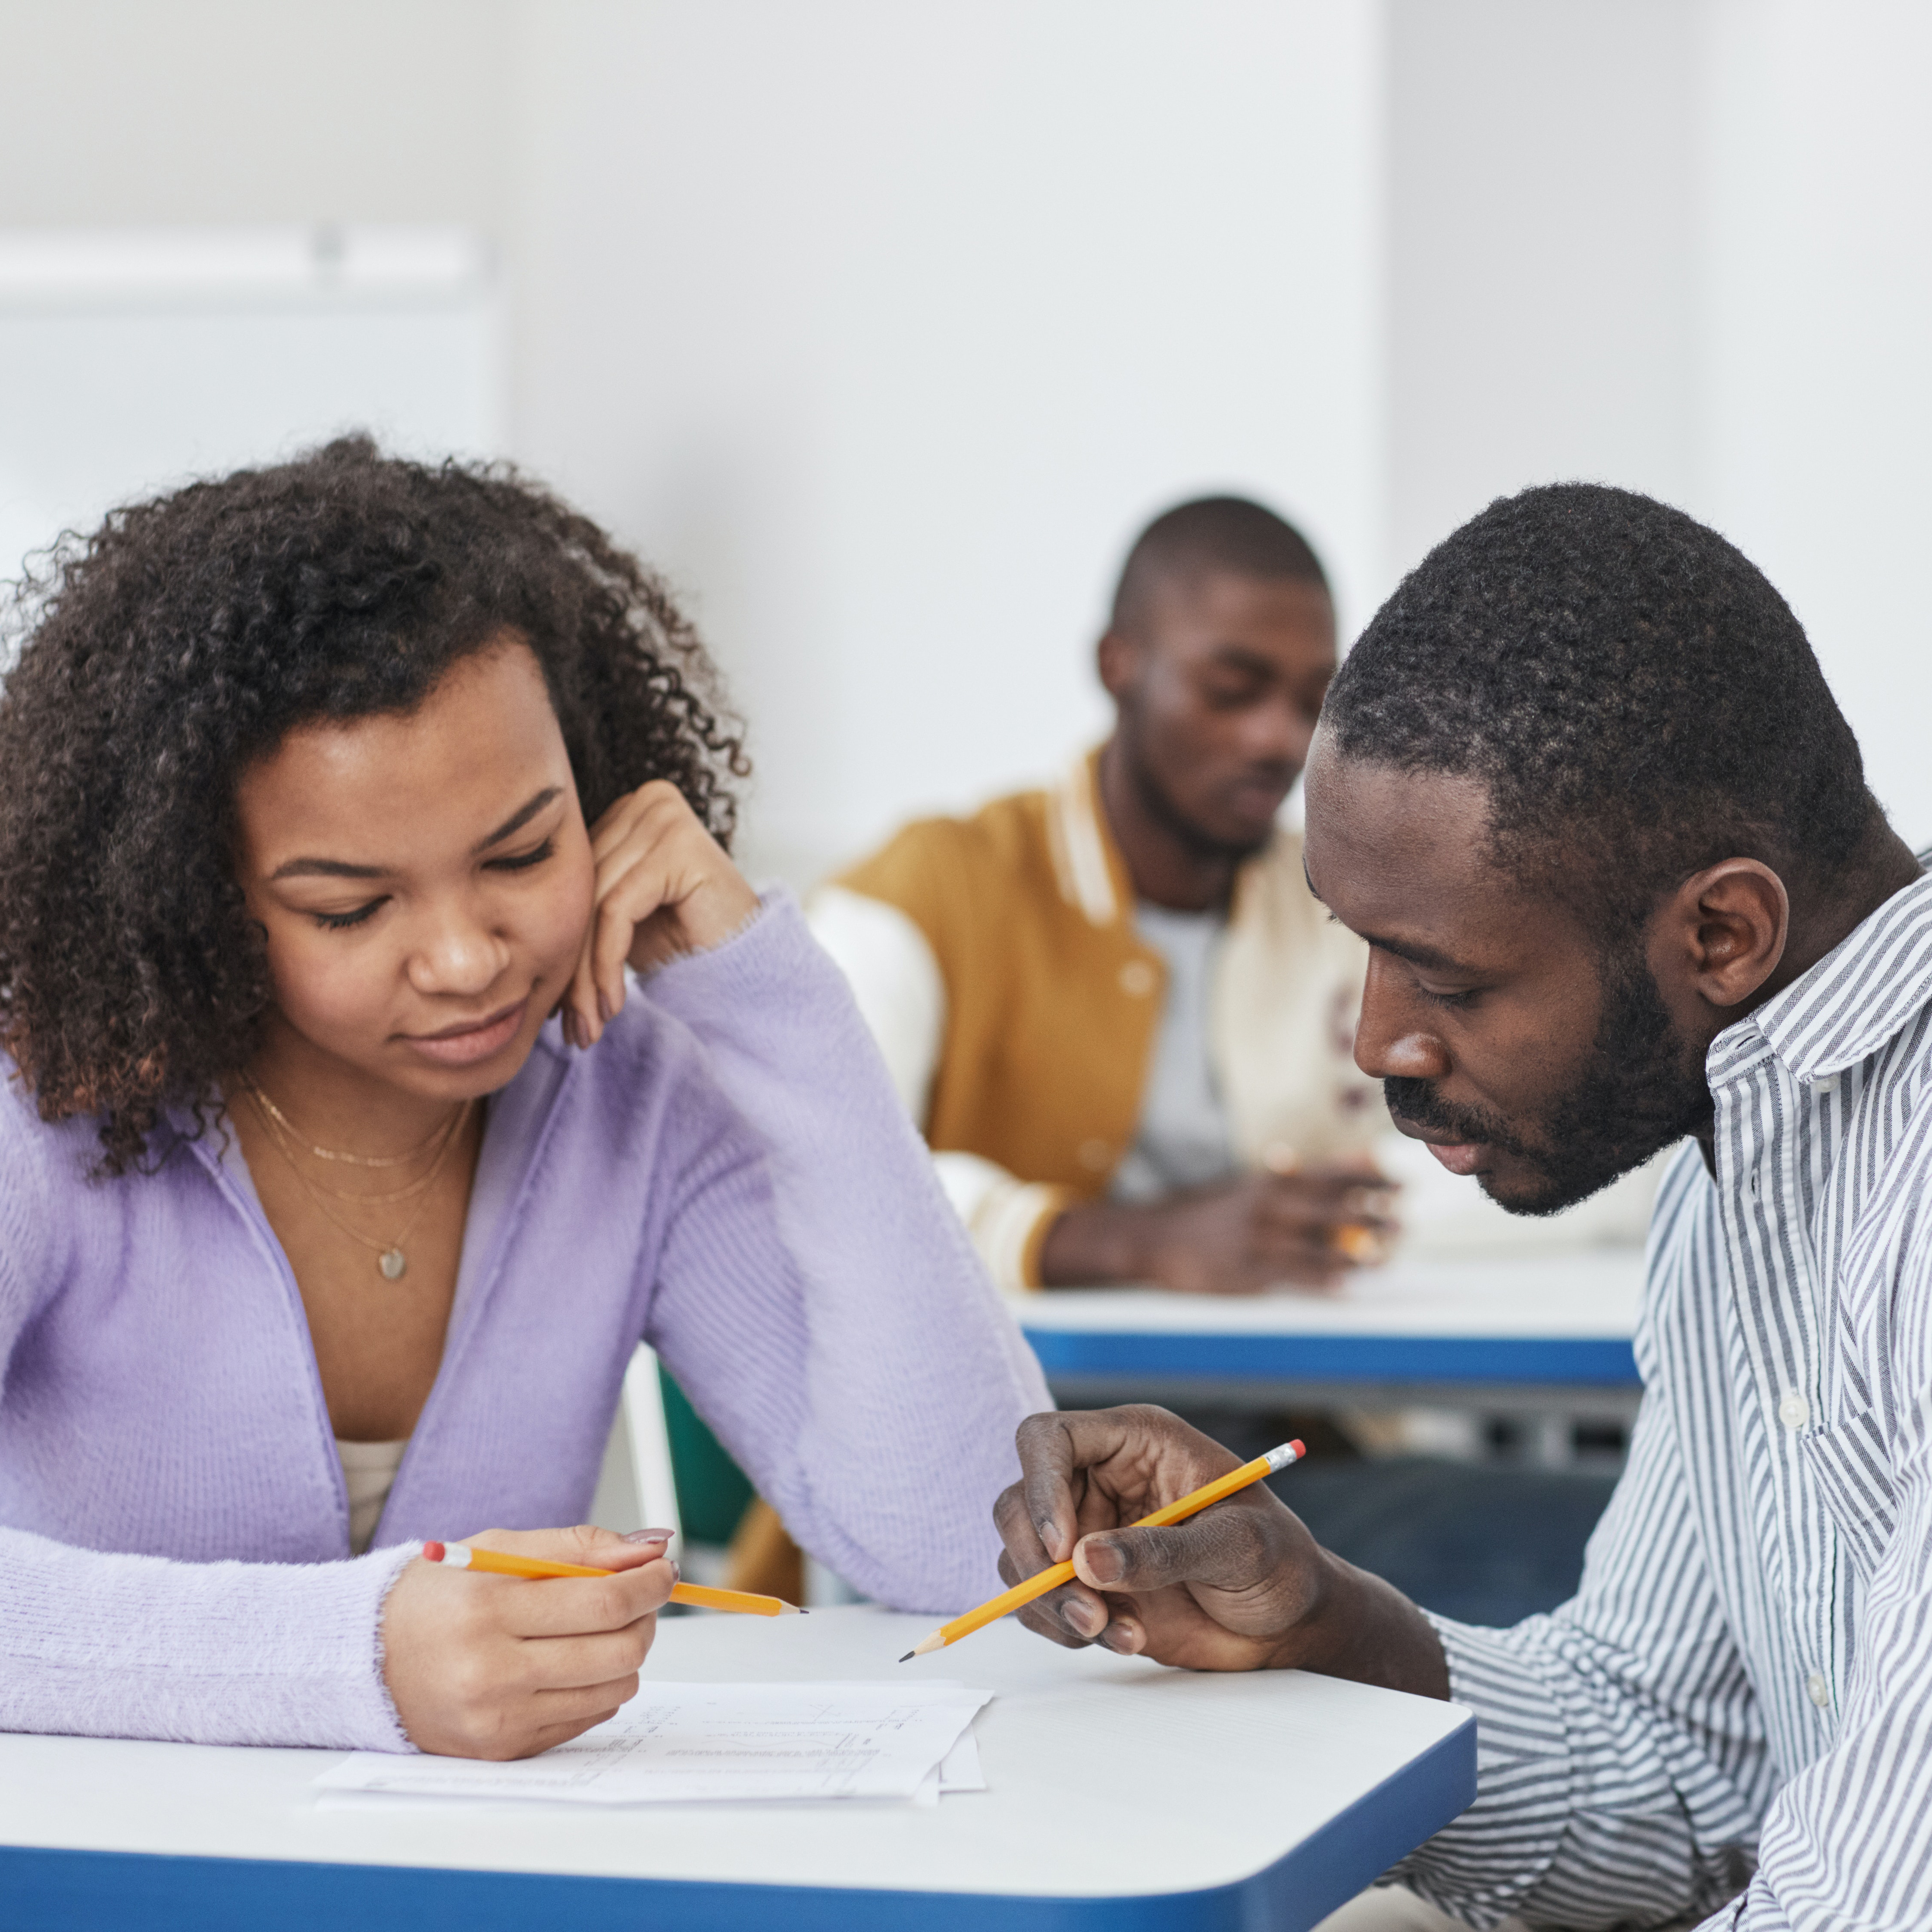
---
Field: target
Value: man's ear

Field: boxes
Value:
[1654,859,1791,1012]
[1097,629,1140,702]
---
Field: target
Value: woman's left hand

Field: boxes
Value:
[561,780,759,1050]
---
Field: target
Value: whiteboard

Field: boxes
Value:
[0,226,501,586]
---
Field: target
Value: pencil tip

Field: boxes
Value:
[897,1650,914,1663]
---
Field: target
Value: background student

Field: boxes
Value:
[810,496,1392,1295]
[0,437,1047,1759]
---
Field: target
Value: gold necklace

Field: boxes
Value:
[244,1079,455,1169]
[245,1087,472,1280]
[251,1100,465,1207]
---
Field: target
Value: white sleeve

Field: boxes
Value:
[805,886,946,1124]
[807,887,1065,1290]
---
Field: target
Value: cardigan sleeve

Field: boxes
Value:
[636,893,1052,1613]
[0,1104,417,1750]
[0,1527,416,1749]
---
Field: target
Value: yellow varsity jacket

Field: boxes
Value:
[808,751,1385,1287]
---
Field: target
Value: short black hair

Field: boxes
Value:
[1322,483,1881,932]
[0,435,745,1173]
[1110,495,1329,635]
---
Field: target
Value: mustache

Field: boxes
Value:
[1383,1076,1538,1161]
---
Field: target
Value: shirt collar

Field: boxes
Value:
[1743,855,1932,1082]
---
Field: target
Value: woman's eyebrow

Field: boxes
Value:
[269,787,565,881]
[474,786,562,853]
[270,854,384,882]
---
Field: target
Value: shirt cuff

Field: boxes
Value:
[932,1151,1073,1291]
[1391,1613,1574,1928]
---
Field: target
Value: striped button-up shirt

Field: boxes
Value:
[1401,863,1932,1931]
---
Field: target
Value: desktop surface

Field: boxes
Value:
[0,1603,1474,1930]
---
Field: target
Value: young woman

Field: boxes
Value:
[0,438,1047,1760]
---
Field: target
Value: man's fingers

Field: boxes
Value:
[998,1545,1113,1648]
[1072,1496,1288,1599]
[1013,1414,1086,1560]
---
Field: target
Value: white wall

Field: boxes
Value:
[1696,0,1932,847]
[1386,0,1701,574]
[7,1,1932,856]
[508,1,1387,882]
[0,1,506,229]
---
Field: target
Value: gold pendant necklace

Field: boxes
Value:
[244,1085,471,1280]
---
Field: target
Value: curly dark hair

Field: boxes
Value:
[0,435,748,1173]
[1322,482,1882,938]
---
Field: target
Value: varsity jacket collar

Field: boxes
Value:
[1048,746,1276,929]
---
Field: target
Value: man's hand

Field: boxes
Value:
[1038,1164,1398,1294]
[992,1406,1449,1698]
[382,1525,677,1759]
[561,781,760,1049]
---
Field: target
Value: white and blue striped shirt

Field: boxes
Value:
[1401,862,1932,1930]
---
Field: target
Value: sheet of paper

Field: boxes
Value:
[316,1682,992,1806]
[908,1726,988,1808]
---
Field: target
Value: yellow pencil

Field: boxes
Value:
[420,1540,805,1616]
[898,1438,1305,1660]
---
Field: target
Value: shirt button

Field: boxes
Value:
[1806,1671,1830,1709]
[1813,1074,1838,1095]
[1118,960,1157,998]
[1077,1139,1113,1172]
[1779,1392,1810,1430]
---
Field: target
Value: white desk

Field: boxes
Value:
[0,1606,1473,1930]
[1015,1250,1646,1409]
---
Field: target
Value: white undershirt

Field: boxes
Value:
[336,1437,409,1555]
[1110,901,1237,1203]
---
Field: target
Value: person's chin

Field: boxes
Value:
[1198,804,1281,854]
[1476,1151,1617,1218]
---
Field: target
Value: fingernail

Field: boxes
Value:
[1036,1518,1060,1555]
[598,991,612,1024]
[1063,1599,1104,1638]
[1099,1623,1138,1655]
[624,1529,675,1544]
[1082,1540,1124,1585]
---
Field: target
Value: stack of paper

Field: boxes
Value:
[316,1682,993,1807]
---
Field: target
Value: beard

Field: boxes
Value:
[1120,727,1285,865]
[1385,956,1712,1216]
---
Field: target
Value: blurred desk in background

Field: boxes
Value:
[1012,1250,1646,1465]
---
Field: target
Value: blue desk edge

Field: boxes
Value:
[0,1710,1476,1932]
[1021,1325,1640,1386]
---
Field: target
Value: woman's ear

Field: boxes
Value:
[1657,859,1791,1012]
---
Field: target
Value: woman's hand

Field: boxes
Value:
[561,781,759,1049]
[381,1525,677,1759]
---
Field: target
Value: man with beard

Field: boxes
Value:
[991,483,1932,1930]
[810,496,1393,1294]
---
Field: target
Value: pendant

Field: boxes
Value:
[379,1248,408,1281]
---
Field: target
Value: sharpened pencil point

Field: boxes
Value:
[897,1650,914,1663]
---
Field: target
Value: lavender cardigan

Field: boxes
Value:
[0,897,1049,1751]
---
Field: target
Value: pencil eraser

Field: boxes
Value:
[1287,1440,1305,1461]
[423,1541,445,1564]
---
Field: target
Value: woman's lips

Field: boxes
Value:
[400,999,528,1067]
[1423,1140,1486,1177]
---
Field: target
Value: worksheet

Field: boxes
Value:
[316,1683,993,1806]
